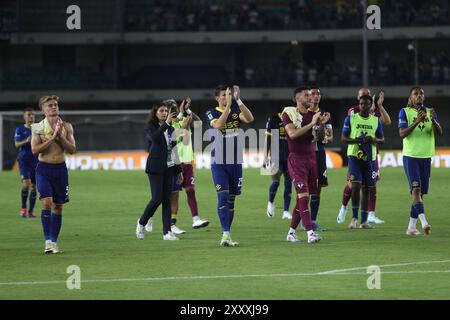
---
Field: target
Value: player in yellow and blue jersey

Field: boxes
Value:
[205,85,254,247]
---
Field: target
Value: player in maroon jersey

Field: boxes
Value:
[282,87,330,243]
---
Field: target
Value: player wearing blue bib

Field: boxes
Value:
[205,85,254,247]
[14,107,39,218]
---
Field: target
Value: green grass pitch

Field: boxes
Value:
[0,167,449,299]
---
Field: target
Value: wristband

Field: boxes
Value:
[186,109,192,115]
[177,112,184,120]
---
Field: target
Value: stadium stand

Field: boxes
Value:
[124,0,450,32]
[1,0,450,169]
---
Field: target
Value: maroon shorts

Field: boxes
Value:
[173,163,195,191]
[288,154,318,195]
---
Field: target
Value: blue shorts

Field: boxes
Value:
[172,175,183,192]
[403,156,431,194]
[348,156,376,187]
[211,164,242,196]
[36,162,69,204]
[18,159,37,184]
[316,149,328,187]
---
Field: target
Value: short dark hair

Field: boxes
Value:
[359,94,373,103]
[310,86,320,91]
[293,86,310,97]
[215,84,230,97]
[24,107,34,113]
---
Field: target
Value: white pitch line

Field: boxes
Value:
[316,259,450,275]
[0,260,449,287]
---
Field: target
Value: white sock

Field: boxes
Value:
[418,214,428,228]
[223,231,230,237]
[307,230,314,237]
[289,228,296,234]
[193,216,199,222]
[341,205,347,210]
[408,218,417,230]
[368,211,375,218]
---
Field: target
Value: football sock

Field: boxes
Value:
[217,192,230,232]
[170,214,177,225]
[408,218,418,230]
[50,213,62,243]
[418,214,429,228]
[410,205,418,219]
[352,207,359,220]
[361,210,368,224]
[283,178,292,211]
[298,196,312,231]
[290,202,301,230]
[228,195,235,227]
[413,202,424,216]
[342,184,352,206]
[368,186,377,212]
[41,209,51,241]
[29,191,37,212]
[186,189,199,217]
[310,195,320,222]
[268,181,279,203]
[21,188,28,209]
[414,203,428,228]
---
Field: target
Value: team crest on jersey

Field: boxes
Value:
[215,184,222,191]
[232,113,239,119]
[412,116,429,131]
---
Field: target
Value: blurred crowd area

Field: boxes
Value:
[125,0,450,32]
[242,49,450,88]
[1,0,449,34]
[3,47,449,90]
[1,0,449,90]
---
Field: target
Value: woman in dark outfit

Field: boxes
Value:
[136,103,183,241]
